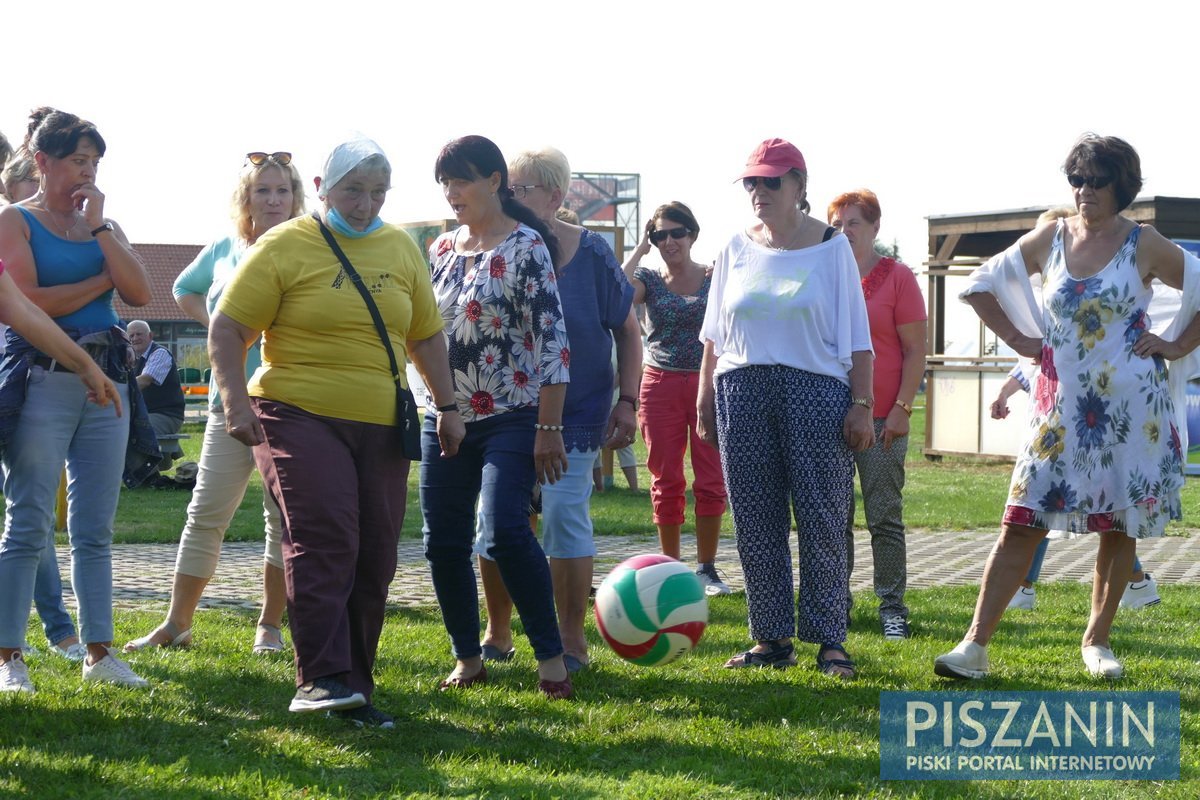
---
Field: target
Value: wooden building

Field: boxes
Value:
[923,196,1200,460]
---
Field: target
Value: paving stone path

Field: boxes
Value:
[77,529,1200,612]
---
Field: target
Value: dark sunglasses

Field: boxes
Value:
[246,151,293,167]
[742,176,782,192]
[649,227,691,244]
[1067,173,1112,190]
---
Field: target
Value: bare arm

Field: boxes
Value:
[176,293,210,327]
[92,220,151,307]
[209,310,262,445]
[881,319,927,449]
[0,270,122,414]
[535,382,568,485]
[407,332,464,457]
[963,292,1043,359]
[697,339,718,446]
[604,309,643,448]
[843,350,875,452]
[620,229,653,305]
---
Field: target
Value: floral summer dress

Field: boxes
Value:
[1004,221,1182,538]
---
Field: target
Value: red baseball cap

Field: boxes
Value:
[737,138,807,180]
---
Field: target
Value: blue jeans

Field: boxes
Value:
[0,370,129,648]
[421,408,562,661]
[35,528,77,645]
[1024,538,1143,583]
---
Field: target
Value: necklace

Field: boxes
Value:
[762,213,806,251]
[36,203,79,241]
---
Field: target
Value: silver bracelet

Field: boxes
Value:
[534,423,564,432]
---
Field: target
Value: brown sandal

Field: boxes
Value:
[538,676,573,700]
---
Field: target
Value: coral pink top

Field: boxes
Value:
[860,257,925,416]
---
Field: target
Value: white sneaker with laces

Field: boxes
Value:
[933,640,989,680]
[82,648,149,687]
[50,641,88,662]
[0,652,35,694]
[1119,574,1161,610]
[1007,586,1036,610]
[695,563,732,596]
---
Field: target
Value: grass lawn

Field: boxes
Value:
[2,586,1196,799]
[108,402,1200,544]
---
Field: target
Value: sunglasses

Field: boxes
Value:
[742,176,782,192]
[511,184,544,199]
[1067,173,1112,190]
[246,151,293,167]
[649,227,691,245]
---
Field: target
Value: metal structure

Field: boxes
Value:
[564,172,640,256]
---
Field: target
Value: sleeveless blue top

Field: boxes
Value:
[18,206,116,329]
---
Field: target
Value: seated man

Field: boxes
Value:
[125,320,185,480]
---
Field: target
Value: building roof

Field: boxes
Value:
[114,243,203,322]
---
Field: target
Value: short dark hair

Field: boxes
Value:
[1062,133,1142,212]
[25,106,107,159]
[435,135,559,266]
[647,201,700,242]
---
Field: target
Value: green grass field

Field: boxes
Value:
[5,400,1195,798]
[3,586,1196,799]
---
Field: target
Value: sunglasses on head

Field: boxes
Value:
[742,176,782,192]
[650,227,690,244]
[246,151,293,167]
[1067,173,1112,190]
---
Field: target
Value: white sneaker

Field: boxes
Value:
[0,652,35,694]
[1082,645,1123,678]
[933,640,989,679]
[82,648,149,688]
[1007,586,1036,610]
[1119,574,1161,610]
[695,563,732,596]
[50,641,88,662]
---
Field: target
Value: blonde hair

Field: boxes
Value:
[230,159,306,243]
[509,147,571,196]
[555,207,580,224]
[1038,206,1074,225]
[2,147,38,201]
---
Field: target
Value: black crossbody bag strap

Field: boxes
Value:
[312,212,421,458]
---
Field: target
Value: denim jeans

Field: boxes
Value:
[421,408,563,661]
[1023,537,1144,583]
[0,369,129,647]
[34,528,77,645]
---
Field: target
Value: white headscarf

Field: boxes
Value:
[318,135,389,198]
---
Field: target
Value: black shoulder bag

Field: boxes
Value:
[313,213,422,459]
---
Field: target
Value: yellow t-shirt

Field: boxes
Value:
[217,215,444,425]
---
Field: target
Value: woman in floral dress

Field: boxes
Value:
[935,134,1200,680]
[422,135,573,700]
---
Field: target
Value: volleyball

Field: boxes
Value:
[594,554,708,666]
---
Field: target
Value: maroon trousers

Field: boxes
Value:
[251,399,408,701]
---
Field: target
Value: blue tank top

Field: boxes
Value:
[18,206,117,329]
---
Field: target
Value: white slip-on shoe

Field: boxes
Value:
[1081,645,1123,678]
[83,648,150,688]
[934,640,989,679]
[1119,574,1161,610]
[0,652,35,694]
[1007,586,1036,610]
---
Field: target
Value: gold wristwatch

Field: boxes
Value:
[851,397,873,410]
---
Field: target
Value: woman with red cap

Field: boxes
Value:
[698,138,874,679]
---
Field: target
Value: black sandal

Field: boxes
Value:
[724,640,795,669]
[816,644,856,680]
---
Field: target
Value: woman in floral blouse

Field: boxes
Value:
[422,135,573,700]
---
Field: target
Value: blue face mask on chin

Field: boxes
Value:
[326,207,383,238]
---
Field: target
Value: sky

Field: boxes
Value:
[7,0,1200,274]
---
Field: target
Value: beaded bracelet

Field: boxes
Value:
[535,423,564,432]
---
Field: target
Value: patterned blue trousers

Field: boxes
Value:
[716,365,853,645]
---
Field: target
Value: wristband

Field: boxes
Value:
[894,400,913,416]
[617,394,638,410]
[435,403,458,413]
[535,423,564,432]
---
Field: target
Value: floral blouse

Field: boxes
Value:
[635,266,711,372]
[428,224,570,423]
